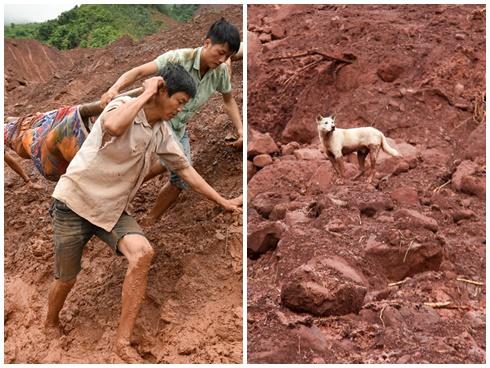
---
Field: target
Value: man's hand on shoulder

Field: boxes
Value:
[101,87,118,108]
[142,77,164,97]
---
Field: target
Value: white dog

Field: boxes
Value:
[317,115,401,183]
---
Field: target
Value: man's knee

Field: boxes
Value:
[119,235,155,268]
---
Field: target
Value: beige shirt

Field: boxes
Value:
[53,96,189,231]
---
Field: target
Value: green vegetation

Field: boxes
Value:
[4,4,199,50]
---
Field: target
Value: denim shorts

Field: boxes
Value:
[50,199,144,281]
[159,129,191,189]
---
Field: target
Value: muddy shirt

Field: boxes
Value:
[52,96,190,232]
[154,46,232,140]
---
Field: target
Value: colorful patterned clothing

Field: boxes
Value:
[4,106,90,181]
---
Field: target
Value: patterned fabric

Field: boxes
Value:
[154,47,232,140]
[4,106,90,181]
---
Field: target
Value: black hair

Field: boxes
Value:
[205,18,240,54]
[158,63,196,98]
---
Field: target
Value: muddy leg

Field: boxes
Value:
[141,182,181,226]
[114,235,155,363]
[45,278,77,337]
[143,157,167,183]
[353,150,368,180]
[367,145,380,183]
[336,157,346,183]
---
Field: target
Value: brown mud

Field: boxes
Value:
[247,4,485,364]
[4,6,243,364]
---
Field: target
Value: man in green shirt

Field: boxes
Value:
[101,18,242,225]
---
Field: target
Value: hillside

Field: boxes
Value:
[4,5,243,364]
[247,4,485,364]
[4,4,197,49]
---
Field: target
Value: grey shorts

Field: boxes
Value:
[51,199,144,281]
[160,129,192,189]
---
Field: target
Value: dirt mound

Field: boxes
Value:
[4,6,243,364]
[247,4,485,364]
[4,39,74,95]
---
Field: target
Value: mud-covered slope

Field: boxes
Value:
[4,6,243,364]
[247,4,485,364]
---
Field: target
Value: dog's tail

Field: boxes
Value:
[381,134,402,157]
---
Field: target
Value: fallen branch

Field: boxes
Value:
[268,50,355,64]
[379,305,386,328]
[433,180,451,193]
[424,301,452,308]
[402,240,415,263]
[456,277,484,286]
[388,279,408,287]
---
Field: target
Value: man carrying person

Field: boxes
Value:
[45,63,242,363]
[101,18,242,226]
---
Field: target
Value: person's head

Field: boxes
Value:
[201,18,241,69]
[154,63,196,120]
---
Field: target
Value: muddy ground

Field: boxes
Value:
[4,6,243,364]
[247,5,485,364]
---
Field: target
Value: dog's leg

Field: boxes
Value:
[327,153,344,184]
[353,149,368,180]
[367,145,380,183]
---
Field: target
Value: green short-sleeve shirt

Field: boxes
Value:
[155,47,232,140]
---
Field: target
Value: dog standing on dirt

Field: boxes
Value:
[317,115,401,183]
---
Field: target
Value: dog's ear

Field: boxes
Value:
[316,114,323,123]
[331,113,336,121]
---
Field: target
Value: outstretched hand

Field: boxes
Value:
[221,194,243,213]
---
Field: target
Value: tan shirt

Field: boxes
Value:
[52,96,189,231]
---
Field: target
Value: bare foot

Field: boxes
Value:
[140,215,157,228]
[27,181,44,190]
[44,321,63,339]
[115,340,144,363]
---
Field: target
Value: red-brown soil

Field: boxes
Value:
[4,6,243,364]
[247,4,485,364]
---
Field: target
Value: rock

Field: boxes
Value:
[251,192,285,219]
[325,219,346,233]
[460,175,485,199]
[282,116,318,143]
[296,325,328,353]
[464,124,485,160]
[394,208,439,232]
[359,199,394,217]
[281,141,300,156]
[247,221,286,258]
[253,154,273,168]
[364,237,443,280]
[451,208,476,222]
[269,201,303,221]
[248,160,318,200]
[281,256,367,316]
[377,63,404,82]
[247,160,256,182]
[455,33,466,40]
[451,160,478,191]
[454,83,465,96]
[285,210,310,226]
[271,24,286,40]
[390,187,419,206]
[248,128,279,158]
[248,31,263,78]
[293,148,324,161]
[420,148,449,166]
[308,163,334,193]
[258,32,271,43]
